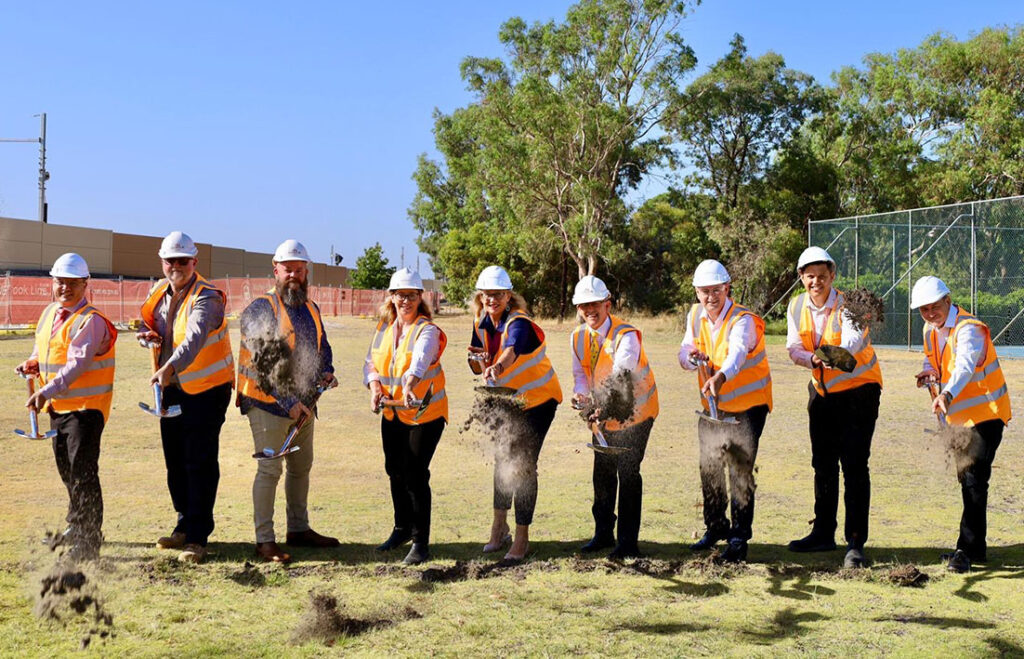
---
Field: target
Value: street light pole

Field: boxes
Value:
[0,112,48,222]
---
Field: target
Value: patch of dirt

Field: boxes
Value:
[35,566,114,650]
[842,288,885,331]
[227,561,266,588]
[420,559,559,583]
[886,564,929,587]
[291,591,420,645]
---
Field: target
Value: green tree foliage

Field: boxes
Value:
[348,243,396,290]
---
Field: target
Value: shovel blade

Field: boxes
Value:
[694,409,740,425]
[586,442,631,455]
[15,429,56,440]
[412,385,434,422]
[252,446,301,461]
[139,402,183,418]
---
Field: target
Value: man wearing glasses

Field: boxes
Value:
[139,232,234,563]
[16,253,117,561]
[678,260,772,563]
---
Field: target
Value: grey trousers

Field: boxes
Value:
[246,407,315,543]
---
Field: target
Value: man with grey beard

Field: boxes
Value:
[237,239,338,563]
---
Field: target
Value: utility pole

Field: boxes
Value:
[0,112,48,222]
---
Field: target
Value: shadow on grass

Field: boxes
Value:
[985,636,1024,656]
[615,621,714,635]
[741,607,830,644]
[873,614,996,630]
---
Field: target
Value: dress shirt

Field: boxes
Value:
[678,299,757,380]
[31,297,112,399]
[921,304,986,401]
[786,288,866,369]
[364,320,441,387]
[571,315,640,396]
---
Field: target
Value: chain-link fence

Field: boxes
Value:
[790,196,1024,349]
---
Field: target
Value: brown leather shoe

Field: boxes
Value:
[255,541,291,563]
[177,543,207,564]
[156,531,186,550]
[285,529,340,548]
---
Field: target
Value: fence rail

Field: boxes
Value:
[806,196,1024,348]
[0,275,439,326]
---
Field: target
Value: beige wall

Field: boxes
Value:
[0,216,351,282]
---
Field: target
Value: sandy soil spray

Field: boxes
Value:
[842,288,886,332]
[34,549,115,650]
[246,308,323,402]
[697,415,758,511]
[291,591,421,645]
[460,394,535,496]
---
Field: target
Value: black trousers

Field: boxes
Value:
[591,417,654,550]
[381,415,445,545]
[160,383,231,546]
[807,382,881,549]
[699,405,769,542]
[494,399,558,526]
[957,419,1004,561]
[50,409,105,549]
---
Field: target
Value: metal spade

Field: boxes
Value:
[255,383,331,461]
[14,374,57,440]
[572,399,630,455]
[692,357,739,426]
[373,384,434,422]
[138,340,181,418]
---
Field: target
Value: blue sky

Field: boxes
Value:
[1,1,1020,278]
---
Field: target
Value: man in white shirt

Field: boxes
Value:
[679,260,772,563]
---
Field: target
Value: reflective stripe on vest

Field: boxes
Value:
[924,309,1011,427]
[35,302,117,421]
[236,293,324,405]
[789,290,883,395]
[571,315,658,430]
[689,302,773,413]
[368,315,448,424]
[140,274,235,394]
[474,310,562,409]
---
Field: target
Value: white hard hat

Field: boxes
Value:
[158,231,198,259]
[797,246,835,271]
[692,259,731,287]
[389,267,424,291]
[49,253,90,279]
[572,275,611,305]
[273,239,311,263]
[910,276,951,309]
[475,265,513,290]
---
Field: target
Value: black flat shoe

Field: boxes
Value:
[402,543,430,565]
[945,549,970,573]
[608,545,641,561]
[720,539,748,563]
[376,528,412,552]
[787,533,837,553]
[691,529,728,551]
[843,547,866,568]
[580,535,615,553]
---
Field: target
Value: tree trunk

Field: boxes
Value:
[558,249,568,323]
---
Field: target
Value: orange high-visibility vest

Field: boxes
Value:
[35,302,118,421]
[473,310,562,410]
[571,315,658,431]
[788,290,883,395]
[236,292,324,405]
[924,307,1011,427]
[368,316,448,424]
[688,302,773,413]
[140,274,234,394]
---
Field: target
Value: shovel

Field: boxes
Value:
[572,398,630,455]
[373,384,434,422]
[919,376,949,434]
[691,357,738,426]
[254,383,332,461]
[14,374,57,440]
[138,341,181,418]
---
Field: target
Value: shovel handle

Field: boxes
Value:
[923,381,949,428]
[693,358,724,420]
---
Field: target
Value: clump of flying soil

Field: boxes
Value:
[246,308,323,402]
[459,392,537,495]
[35,564,114,650]
[697,415,758,511]
[577,370,636,424]
[291,591,420,645]
[939,425,984,479]
[842,288,885,332]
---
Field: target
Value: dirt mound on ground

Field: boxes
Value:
[291,591,421,645]
[886,564,929,587]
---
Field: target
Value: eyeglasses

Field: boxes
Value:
[696,286,727,299]
[392,292,420,302]
[162,257,193,267]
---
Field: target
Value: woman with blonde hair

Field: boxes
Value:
[469,266,562,561]
[364,268,447,565]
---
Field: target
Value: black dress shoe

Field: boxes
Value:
[843,547,866,568]
[691,529,728,551]
[376,528,413,551]
[402,542,430,565]
[720,539,748,563]
[945,549,971,573]
[787,532,837,553]
[608,545,641,561]
[580,535,615,553]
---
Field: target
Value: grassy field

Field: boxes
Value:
[1,312,1022,657]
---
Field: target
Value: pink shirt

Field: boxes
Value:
[30,298,113,398]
